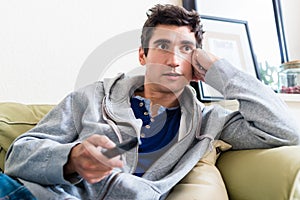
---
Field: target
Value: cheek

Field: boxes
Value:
[145,64,160,77]
[182,60,193,77]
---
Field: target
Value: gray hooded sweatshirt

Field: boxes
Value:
[5,59,300,199]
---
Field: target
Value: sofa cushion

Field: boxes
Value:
[0,102,54,171]
[217,146,300,200]
[166,140,232,200]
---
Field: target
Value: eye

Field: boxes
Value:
[157,43,169,50]
[181,45,193,53]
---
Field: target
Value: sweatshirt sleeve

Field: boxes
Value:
[5,92,81,185]
[203,59,300,149]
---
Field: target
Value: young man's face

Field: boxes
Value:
[139,24,196,94]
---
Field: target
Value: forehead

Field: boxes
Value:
[149,24,196,44]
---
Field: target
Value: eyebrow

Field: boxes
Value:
[181,40,196,46]
[153,39,195,46]
[153,39,171,45]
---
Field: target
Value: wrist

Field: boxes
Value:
[63,144,80,176]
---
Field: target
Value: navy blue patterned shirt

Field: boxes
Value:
[130,96,181,176]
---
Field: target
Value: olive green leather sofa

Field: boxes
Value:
[1,102,300,200]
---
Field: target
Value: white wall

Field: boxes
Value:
[1,0,299,104]
[281,0,300,60]
[0,0,181,104]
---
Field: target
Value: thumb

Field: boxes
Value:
[83,135,116,159]
[87,134,116,149]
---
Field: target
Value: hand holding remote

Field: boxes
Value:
[101,137,139,158]
[63,135,124,184]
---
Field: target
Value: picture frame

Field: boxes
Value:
[192,15,259,102]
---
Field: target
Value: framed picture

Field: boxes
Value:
[192,15,259,102]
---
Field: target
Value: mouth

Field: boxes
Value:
[163,72,182,77]
[162,72,183,81]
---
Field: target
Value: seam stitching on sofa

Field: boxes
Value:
[0,120,38,125]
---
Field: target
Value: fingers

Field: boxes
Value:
[65,135,124,184]
[191,49,220,81]
[83,135,124,168]
[192,68,206,82]
[192,50,207,72]
[74,156,113,184]
[87,134,116,149]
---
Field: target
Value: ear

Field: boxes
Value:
[139,47,146,65]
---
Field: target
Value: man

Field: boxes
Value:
[3,4,299,199]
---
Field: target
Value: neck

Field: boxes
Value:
[134,86,182,109]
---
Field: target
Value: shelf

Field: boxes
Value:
[277,93,300,102]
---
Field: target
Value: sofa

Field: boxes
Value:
[1,102,300,200]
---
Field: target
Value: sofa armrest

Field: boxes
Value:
[217,146,300,200]
[0,102,54,171]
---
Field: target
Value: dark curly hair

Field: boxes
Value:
[141,4,204,56]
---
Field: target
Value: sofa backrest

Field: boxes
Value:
[0,102,54,171]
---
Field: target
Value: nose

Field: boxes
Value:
[166,51,180,68]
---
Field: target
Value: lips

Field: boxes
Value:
[163,72,182,77]
[162,72,183,81]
